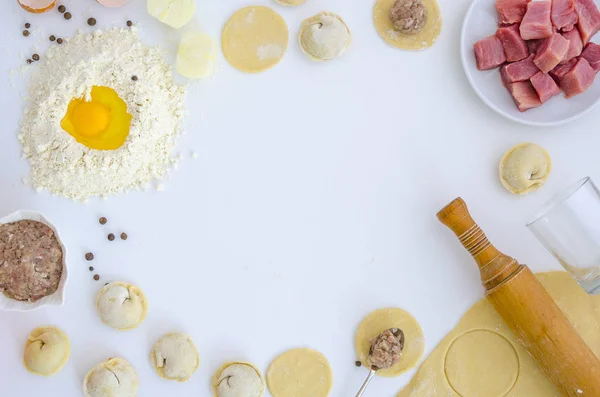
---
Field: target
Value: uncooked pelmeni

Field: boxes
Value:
[151,333,199,382]
[267,348,333,397]
[299,12,352,61]
[96,282,148,331]
[273,0,306,6]
[213,362,265,397]
[23,326,70,376]
[84,358,138,397]
[499,143,552,195]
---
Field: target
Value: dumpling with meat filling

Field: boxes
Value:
[499,143,552,195]
[23,326,70,376]
[96,282,148,330]
[151,333,199,382]
[84,358,138,397]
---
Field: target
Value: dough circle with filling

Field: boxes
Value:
[373,0,442,50]
[355,307,425,377]
[23,326,70,376]
[151,333,199,382]
[84,358,138,397]
[267,348,333,397]
[222,6,289,73]
[499,143,552,195]
[273,0,306,6]
[299,12,352,61]
[96,281,148,331]
[212,362,265,397]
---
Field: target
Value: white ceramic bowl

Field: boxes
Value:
[461,0,600,126]
[0,210,68,311]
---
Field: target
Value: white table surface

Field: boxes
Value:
[0,0,594,396]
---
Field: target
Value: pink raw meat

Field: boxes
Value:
[497,24,529,61]
[575,0,600,43]
[507,81,543,111]
[534,32,570,72]
[550,57,578,80]
[527,39,544,53]
[581,42,600,71]
[496,0,531,24]
[560,56,596,96]
[521,1,554,39]
[474,35,507,70]
[530,71,562,101]
[500,54,540,85]
[552,0,578,31]
[561,28,583,62]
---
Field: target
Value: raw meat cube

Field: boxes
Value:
[581,42,600,71]
[521,1,554,39]
[497,24,530,61]
[507,81,543,111]
[496,0,530,24]
[550,57,578,80]
[552,0,578,31]
[531,71,562,101]
[561,28,583,62]
[500,54,541,85]
[575,0,600,43]
[474,35,507,70]
[534,32,570,72]
[527,39,544,53]
[560,56,596,97]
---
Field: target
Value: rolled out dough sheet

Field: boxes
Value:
[397,271,600,396]
[267,348,333,397]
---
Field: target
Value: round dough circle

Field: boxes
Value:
[212,362,265,397]
[273,0,306,5]
[151,333,199,382]
[84,358,138,397]
[267,348,333,397]
[23,326,70,376]
[222,6,289,73]
[96,281,148,331]
[444,330,519,397]
[355,307,424,377]
[299,12,352,61]
[499,143,552,195]
[373,0,442,50]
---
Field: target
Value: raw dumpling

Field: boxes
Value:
[213,362,265,397]
[499,143,552,195]
[299,12,352,61]
[96,281,148,331]
[84,358,138,397]
[151,333,199,382]
[23,326,70,376]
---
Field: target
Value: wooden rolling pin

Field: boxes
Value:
[437,198,600,397]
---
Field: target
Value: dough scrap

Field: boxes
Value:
[151,333,199,382]
[23,326,70,376]
[84,358,138,397]
[267,348,333,397]
[222,6,289,73]
[373,0,442,50]
[212,362,265,397]
[355,308,425,377]
[273,0,306,5]
[397,272,600,397]
[499,143,552,195]
[96,282,148,331]
[299,12,352,61]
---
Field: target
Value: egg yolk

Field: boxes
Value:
[61,86,132,151]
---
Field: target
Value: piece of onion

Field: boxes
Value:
[18,0,56,13]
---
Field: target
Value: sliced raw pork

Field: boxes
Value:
[550,57,578,80]
[581,42,600,71]
[560,56,596,96]
[496,0,530,24]
[521,1,554,39]
[507,81,543,111]
[534,32,570,72]
[497,24,529,61]
[530,71,562,101]
[561,28,583,62]
[474,35,507,70]
[552,0,578,31]
[575,0,600,43]
[501,54,540,85]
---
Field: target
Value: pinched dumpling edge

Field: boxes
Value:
[299,11,352,61]
[96,281,149,331]
[23,326,70,376]
[83,357,139,397]
[499,143,552,195]
[150,333,200,382]
[212,362,266,397]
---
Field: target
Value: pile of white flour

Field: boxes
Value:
[19,27,186,201]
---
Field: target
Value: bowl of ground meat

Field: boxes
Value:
[0,210,68,311]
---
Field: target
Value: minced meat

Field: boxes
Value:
[0,220,63,302]
[389,0,428,35]
[368,328,405,369]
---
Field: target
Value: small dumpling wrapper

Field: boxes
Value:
[147,0,195,29]
[96,282,148,331]
[84,358,138,397]
[299,12,352,61]
[499,143,552,195]
[212,362,265,397]
[176,32,218,79]
[23,326,70,376]
[151,333,199,382]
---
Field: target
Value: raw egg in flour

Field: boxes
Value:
[61,86,132,151]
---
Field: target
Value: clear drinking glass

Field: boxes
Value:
[527,177,600,294]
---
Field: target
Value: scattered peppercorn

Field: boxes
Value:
[131,75,138,81]
[64,12,72,20]
[32,54,40,61]
[93,274,100,281]
[89,266,94,271]
[57,38,63,44]
[88,18,96,26]
[127,20,133,27]
[26,59,33,64]
[85,252,94,261]
[108,233,115,241]
[99,217,107,225]
[105,282,109,286]
[23,30,30,37]
[49,35,56,41]
[355,361,362,367]
[58,5,66,13]
[120,233,128,240]
[25,23,31,29]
